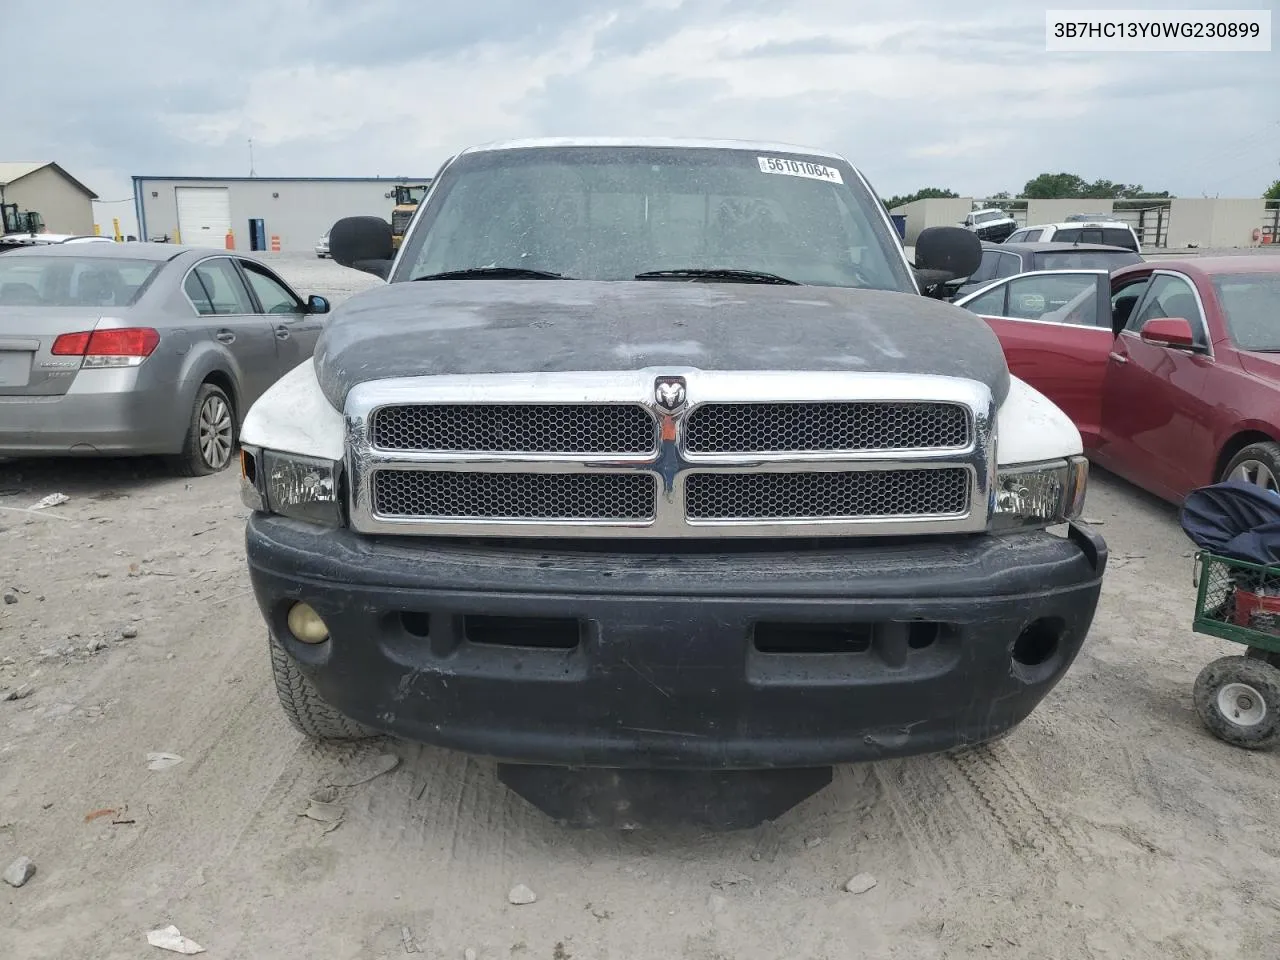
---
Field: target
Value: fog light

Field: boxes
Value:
[287,602,330,644]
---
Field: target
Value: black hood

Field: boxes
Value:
[314,279,1010,409]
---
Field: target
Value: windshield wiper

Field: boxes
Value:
[413,267,565,281]
[633,268,799,285]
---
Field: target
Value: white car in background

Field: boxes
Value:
[1,233,115,246]
[315,230,330,258]
[1006,220,1142,254]
[961,208,1018,242]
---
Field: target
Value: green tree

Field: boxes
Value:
[1022,172,1172,200]
[882,187,959,210]
[1022,173,1089,199]
[1265,179,1280,202]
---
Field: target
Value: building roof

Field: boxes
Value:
[0,161,99,199]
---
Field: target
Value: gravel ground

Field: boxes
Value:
[2,252,1279,959]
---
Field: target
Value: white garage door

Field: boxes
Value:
[175,187,231,248]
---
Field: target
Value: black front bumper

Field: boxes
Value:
[246,517,1107,769]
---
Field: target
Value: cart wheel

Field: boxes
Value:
[1193,655,1280,749]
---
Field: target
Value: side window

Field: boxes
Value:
[962,284,1006,316]
[1126,274,1207,345]
[1004,230,1027,243]
[184,271,214,315]
[1024,229,1045,242]
[240,261,302,315]
[1111,277,1151,332]
[995,253,1022,278]
[969,250,1000,283]
[187,258,254,315]
[1003,274,1101,325]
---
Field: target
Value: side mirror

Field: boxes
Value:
[1140,316,1195,348]
[307,294,330,315]
[914,226,982,298]
[329,216,394,279]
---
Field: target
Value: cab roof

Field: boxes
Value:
[458,136,846,161]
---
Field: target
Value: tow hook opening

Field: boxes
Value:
[1011,617,1064,681]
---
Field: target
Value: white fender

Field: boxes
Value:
[996,376,1083,465]
[239,359,345,461]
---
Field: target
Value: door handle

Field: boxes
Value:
[215,330,235,344]
[1108,351,1128,364]
[275,325,291,340]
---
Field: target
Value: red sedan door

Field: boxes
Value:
[1098,270,1212,501]
[956,270,1113,448]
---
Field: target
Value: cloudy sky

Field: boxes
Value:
[3,0,1276,235]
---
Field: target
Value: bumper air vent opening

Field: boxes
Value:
[463,615,582,650]
[753,621,874,655]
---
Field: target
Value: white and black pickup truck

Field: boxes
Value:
[236,138,1107,828]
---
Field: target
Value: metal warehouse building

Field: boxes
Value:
[132,176,435,252]
[1,161,98,235]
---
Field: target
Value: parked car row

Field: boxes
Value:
[955,256,1280,503]
[0,243,330,474]
[947,241,1143,299]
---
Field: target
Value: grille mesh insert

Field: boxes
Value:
[373,470,656,521]
[684,402,970,453]
[371,404,656,454]
[685,468,970,520]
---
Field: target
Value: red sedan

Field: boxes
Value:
[955,256,1280,503]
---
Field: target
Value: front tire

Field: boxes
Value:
[1193,655,1280,749]
[1221,441,1280,494]
[269,636,376,741]
[172,383,236,477]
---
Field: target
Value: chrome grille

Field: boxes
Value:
[373,470,656,521]
[685,468,970,520]
[345,370,996,539]
[371,403,656,454]
[684,401,970,453]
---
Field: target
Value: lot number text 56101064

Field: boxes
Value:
[757,157,844,184]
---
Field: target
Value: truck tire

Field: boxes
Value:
[1193,655,1280,750]
[171,383,237,477]
[1221,441,1280,494]
[269,636,376,741]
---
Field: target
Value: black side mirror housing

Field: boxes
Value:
[330,216,395,279]
[913,226,983,299]
[307,294,330,314]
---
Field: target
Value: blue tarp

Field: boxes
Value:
[1180,481,1280,566]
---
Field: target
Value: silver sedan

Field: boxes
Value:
[0,242,330,475]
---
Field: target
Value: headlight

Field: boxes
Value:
[240,445,343,526]
[989,456,1088,532]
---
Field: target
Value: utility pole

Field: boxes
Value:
[249,139,256,177]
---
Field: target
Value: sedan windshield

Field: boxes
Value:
[0,256,162,307]
[394,146,913,291]
[1214,273,1280,350]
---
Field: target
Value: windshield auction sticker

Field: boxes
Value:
[757,157,844,183]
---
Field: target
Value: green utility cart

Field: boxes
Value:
[1192,551,1280,749]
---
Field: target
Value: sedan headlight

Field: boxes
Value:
[240,446,343,526]
[989,456,1088,531]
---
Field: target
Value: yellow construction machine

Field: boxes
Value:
[388,183,431,251]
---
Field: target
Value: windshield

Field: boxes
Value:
[1036,251,1142,270]
[1214,273,1280,350]
[394,146,913,290]
[0,256,162,307]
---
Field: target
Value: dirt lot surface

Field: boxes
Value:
[3,253,1279,959]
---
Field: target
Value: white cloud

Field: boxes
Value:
[0,0,1271,237]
